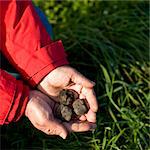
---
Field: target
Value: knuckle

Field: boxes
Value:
[37,118,48,127]
[72,123,79,131]
[45,128,57,135]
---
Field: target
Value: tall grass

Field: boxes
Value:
[1,1,149,150]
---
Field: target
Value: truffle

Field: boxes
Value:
[59,89,77,105]
[73,99,88,116]
[57,89,88,121]
[60,105,72,121]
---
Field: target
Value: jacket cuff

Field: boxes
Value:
[6,80,29,123]
[13,83,29,122]
[0,70,29,125]
[0,70,16,125]
[29,58,69,87]
[26,40,69,87]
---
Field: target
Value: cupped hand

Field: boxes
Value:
[25,90,96,139]
[38,65,98,123]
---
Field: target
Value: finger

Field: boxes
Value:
[66,85,86,99]
[82,87,98,112]
[71,70,95,88]
[79,115,86,121]
[46,120,68,139]
[66,84,82,94]
[85,109,96,123]
[63,121,96,132]
[79,93,86,99]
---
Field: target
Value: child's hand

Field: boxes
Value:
[38,65,98,123]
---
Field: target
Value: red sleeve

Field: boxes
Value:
[0,69,29,125]
[0,0,69,87]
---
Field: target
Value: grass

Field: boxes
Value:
[1,1,149,150]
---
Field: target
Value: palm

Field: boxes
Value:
[25,91,61,135]
[38,66,72,99]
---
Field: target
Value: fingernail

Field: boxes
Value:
[91,81,96,86]
[91,124,97,129]
[60,133,66,139]
[90,128,96,132]
[93,106,98,112]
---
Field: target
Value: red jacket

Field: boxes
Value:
[0,0,68,125]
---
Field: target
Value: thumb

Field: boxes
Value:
[71,70,95,88]
[47,119,68,139]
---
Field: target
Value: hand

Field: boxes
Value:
[38,65,98,123]
[25,90,96,139]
